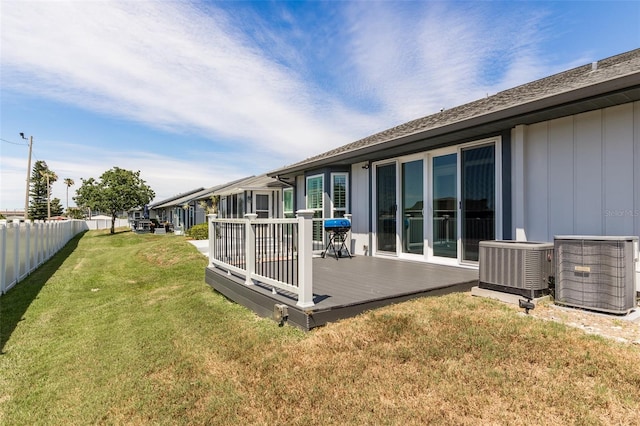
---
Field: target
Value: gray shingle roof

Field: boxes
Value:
[213,174,284,196]
[149,187,205,209]
[269,48,640,176]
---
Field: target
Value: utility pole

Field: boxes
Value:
[20,133,33,221]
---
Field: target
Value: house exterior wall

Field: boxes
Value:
[279,98,639,288]
[516,101,640,290]
[295,175,305,211]
[350,162,371,255]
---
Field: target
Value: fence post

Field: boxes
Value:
[207,214,217,267]
[244,214,257,285]
[296,209,315,308]
[13,222,21,286]
[0,224,6,294]
[35,221,42,267]
[24,221,31,277]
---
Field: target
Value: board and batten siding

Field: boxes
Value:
[350,162,371,256]
[295,175,305,211]
[515,101,640,289]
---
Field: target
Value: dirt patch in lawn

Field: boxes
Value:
[516,300,640,345]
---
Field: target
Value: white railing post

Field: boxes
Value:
[296,209,315,308]
[344,213,353,256]
[244,213,257,285]
[207,214,217,267]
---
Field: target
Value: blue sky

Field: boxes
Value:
[1,0,639,211]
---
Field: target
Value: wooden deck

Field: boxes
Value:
[205,255,479,331]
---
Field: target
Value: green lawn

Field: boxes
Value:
[1,229,639,425]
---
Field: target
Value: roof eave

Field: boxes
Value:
[268,72,640,177]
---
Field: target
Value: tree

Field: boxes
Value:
[28,160,58,220]
[41,169,58,219]
[65,207,85,219]
[63,178,75,211]
[198,194,220,215]
[50,198,64,217]
[75,167,155,234]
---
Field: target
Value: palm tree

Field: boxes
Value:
[41,169,58,219]
[63,178,74,211]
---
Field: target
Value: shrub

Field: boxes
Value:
[186,223,209,240]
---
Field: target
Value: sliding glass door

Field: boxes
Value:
[432,153,458,259]
[431,142,497,263]
[402,160,424,255]
[461,144,495,262]
[374,140,498,263]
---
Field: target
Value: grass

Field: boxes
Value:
[1,229,639,425]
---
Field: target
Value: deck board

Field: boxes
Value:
[205,255,478,330]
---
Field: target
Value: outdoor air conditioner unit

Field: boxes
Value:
[555,236,639,315]
[479,240,554,298]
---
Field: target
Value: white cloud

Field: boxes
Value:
[1,142,250,210]
[1,1,572,211]
[339,2,556,122]
[1,1,362,160]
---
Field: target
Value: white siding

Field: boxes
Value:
[635,103,640,242]
[351,162,370,255]
[603,105,635,235]
[522,102,639,242]
[295,175,305,211]
[635,103,640,290]
[520,102,640,290]
[574,110,603,234]
[524,121,549,241]
[548,116,574,238]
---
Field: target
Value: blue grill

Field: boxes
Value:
[322,219,352,259]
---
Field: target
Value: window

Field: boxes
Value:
[306,174,324,241]
[331,173,348,218]
[255,194,270,218]
[220,196,227,217]
[237,196,244,218]
[283,188,294,218]
[306,175,323,211]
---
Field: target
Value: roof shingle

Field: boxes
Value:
[269,49,640,175]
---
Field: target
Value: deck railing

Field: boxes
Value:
[0,219,89,294]
[208,210,315,308]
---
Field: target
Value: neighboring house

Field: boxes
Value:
[268,49,640,290]
[213,174,287,219]
[144,174,286,232]
[0,210,25,221]
[148,187,205,231]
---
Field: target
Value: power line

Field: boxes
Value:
[0,137,29,146]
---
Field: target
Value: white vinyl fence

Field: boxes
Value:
[0,220,89,294]
[85,218,129,230]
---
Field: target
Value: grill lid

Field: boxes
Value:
[324,218,351,231]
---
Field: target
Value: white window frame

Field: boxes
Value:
[306,174,325,243]
[283,187,294,218]
[306,174,324,215]
[330,172,349,218]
